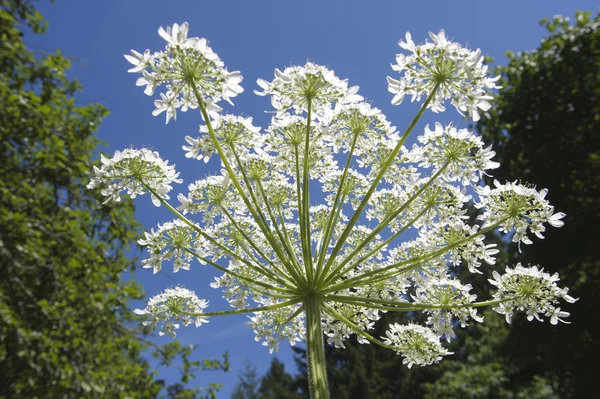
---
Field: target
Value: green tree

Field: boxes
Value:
[258,358,302,399]
[0,1,225,397]
[474,11,600,399]
[231,361,261,399]
[231,358,302,399]
[426,10,599,399]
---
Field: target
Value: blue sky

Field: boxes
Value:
[28,0,598,397]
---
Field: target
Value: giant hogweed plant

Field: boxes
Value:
[88,23,576,398]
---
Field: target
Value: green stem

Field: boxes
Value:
[192,88,300,285]
[219,205,297,285]
[324,219,507,293]
[142,183,283,282]
[294,144,311,283]
[305,294,329,399]
[277,205,304,271]
[182,298,302,317]
[321,163,449,286]
[314,129,360,283]
[325,295,516,312]
[324,204,432,287]
[320,82,441,281]
[256,179,304,276]
[323,303,397,351]
[182,247,297,295]
[302,98,314,284]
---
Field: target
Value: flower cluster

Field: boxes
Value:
[87,148,181,206]
[138,219,208,273]
[247,304,305,353]
[95,23,575,382]
[489,264,577,324]
[412,278,483,341]
[475,180,566,249]
[125,22,243,123]
[387,30,501,121]
[134,287,209,337]
[183,114,263,164]
[383,323,453,368]
[411,122,499,185]
[255,62,363,117]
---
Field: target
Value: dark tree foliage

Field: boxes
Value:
[231,358,302,399]
[231,362,261,399]
[258,358,302,399]
[0,1,226,397]
[474,11,600,399]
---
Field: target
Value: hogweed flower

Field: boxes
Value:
[383,323,454,368]
[489,264,577,324]
[90,22,577,399]
[125,22,243,123]
[134,287,209,337]
[87,148,181,206]
[387,30,501,121]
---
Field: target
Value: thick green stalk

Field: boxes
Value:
[305,295,329,399]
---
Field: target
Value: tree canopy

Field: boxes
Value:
[473,11,600,398]
[0,1,226,397]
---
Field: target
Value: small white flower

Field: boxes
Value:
[388,30,500,121]
[489,263,577,324]
[87,148,182,206]
[255,62,362,118]
[135,287,209,337]
[411,122,499,185]
[138,219,207,273]
[125,22,243,124]
[383,323,453,368]
[475,181,566,249]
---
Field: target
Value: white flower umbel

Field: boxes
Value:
[387,30,501,121]
[413,278,483,341]
[134,287,209,337]
[475,180,566,250]
[412,122,499,185]
[87,148,182,206]
[138,219,209,273]
[94,23,577,399]
[383,323,453,368]
[255,62,363,118]
[125,22,243,123]
[489,264,577,324]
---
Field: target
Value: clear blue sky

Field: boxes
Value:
[28,0,598,397]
